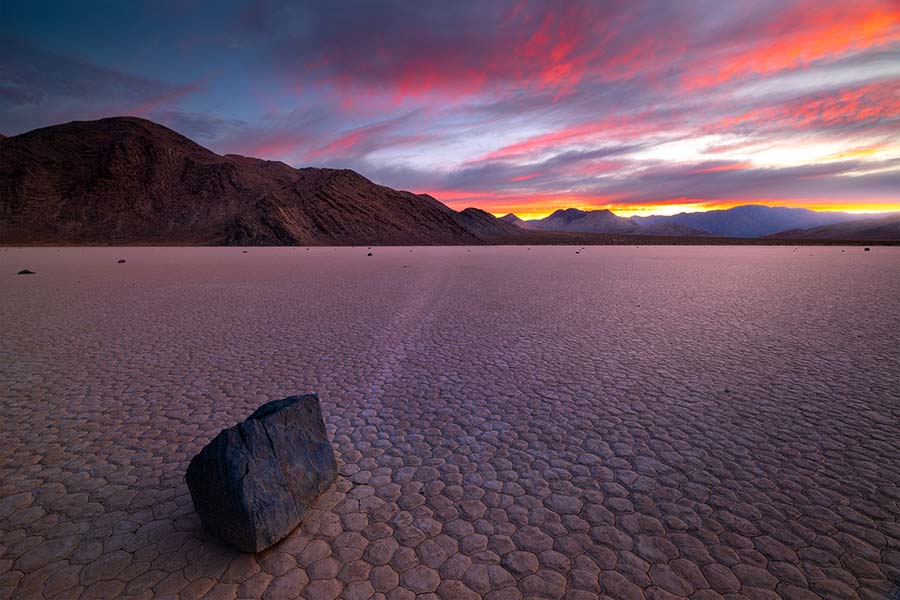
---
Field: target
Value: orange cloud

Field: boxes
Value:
[690,162,753,174]
[824,144,889,161]
[686,1,900,88]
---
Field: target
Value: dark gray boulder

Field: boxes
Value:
[186,394,337,552]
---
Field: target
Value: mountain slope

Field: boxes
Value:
[0,117,492,245]
[499,213,535,229]
[456,208,524,237]
[766,214,900,241]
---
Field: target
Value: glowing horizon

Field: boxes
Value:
[485,202,900,222]
[2,1,899,216]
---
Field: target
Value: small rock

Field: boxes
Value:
[864,247,871,251]
[17,269,35,275]
[117,259,126,264]
[367,253,373,256]
[186,394,338,552]
[242,250,248,253]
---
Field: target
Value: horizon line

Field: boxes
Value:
[4,117,899,222]
[485,203,900,221]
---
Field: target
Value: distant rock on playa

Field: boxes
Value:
[185,394,338,552]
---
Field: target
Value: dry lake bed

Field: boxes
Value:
[1,246,899,600]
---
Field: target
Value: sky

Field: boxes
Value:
[1,0,899,218]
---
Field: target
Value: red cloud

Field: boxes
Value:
[685,0,900,88]
[477,123,606,162]
[515,3,599,96]
[473,112,667,163]
[717,80,900,131]
[297,2,628,107]
[304,129,365,161]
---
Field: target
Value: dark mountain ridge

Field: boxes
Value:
[506,204,886,239]
[523,208,707,236]
[0,117,512,245]
[456,207,523,238]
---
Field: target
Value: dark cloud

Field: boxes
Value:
[0,36,192,134]
[153,111,248,144]
[3,0,898,214]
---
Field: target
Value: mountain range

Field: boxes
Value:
[505,205,898,240]
[504,208,707,236]
[1,117,896,245]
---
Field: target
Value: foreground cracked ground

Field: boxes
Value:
[1,246,899,600]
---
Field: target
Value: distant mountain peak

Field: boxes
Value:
[456,207,524,237]
[521,204,874,238]
[550,207,588,218]
[499,213,535,230]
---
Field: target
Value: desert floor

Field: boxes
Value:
[1,246,899,600]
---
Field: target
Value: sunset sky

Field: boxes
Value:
[2,0,899,218]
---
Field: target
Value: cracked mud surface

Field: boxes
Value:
[2,246,899,599]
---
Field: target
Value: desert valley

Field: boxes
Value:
[3,2,900,600]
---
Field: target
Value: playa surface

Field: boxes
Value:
[2,246,899,600]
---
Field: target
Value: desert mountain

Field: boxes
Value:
[456,208,524,238]
[634,205,870,238]
[766,214,900,241]
[499,213,535,229]
[533,208,636,233]
[526,208,707,236]
[0,117,513,245]
[519,204,879,238]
